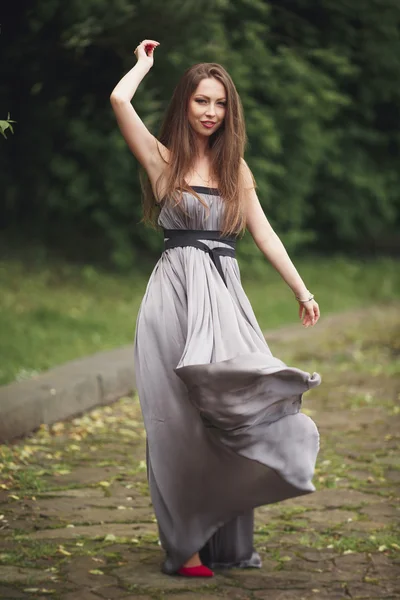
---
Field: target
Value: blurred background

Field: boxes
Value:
[1,0,399,386]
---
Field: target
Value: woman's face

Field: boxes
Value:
[188,77,227,137]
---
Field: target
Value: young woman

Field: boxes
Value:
[110,39,321,578]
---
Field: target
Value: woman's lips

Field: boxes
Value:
[201,121,216,129]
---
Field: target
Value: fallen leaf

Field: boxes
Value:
[364,577,379,584]
[391,543,400,551]
[89,569,104,575]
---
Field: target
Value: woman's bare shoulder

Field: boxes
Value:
[147,141,171,203]
[147,140,168,183]
[156,140,170,163]
[240,158,256,190]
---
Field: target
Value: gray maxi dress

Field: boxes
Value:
[133,186,321,574]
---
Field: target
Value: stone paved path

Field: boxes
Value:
[0,305,399,600]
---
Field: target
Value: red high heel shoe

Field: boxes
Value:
[177,564,214,577]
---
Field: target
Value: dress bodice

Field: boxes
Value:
[157,187,224,231]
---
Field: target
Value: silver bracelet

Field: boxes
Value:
[296,292,314,303]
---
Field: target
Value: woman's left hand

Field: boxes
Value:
[298,299,320,327]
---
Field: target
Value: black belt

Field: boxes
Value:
[163,229,237,286]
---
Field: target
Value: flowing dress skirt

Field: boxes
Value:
[134,188,321,573]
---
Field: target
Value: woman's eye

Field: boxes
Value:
[195,99,226,107]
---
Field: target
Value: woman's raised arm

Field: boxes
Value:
[110,40,167,175]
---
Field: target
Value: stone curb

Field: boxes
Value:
[0,346,135,442]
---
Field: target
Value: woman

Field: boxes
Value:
[110,39,321,578]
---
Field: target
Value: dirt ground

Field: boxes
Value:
[0,304,399,600]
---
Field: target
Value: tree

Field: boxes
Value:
[1,0,399,270]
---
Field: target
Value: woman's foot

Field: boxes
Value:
[183,552,202,568]
[177,552,214,577]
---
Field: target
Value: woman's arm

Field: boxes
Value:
[110,39,167,174]
[242,162,320,326]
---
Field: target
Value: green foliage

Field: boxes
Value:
[0,113,16,138]
[1,0,400,268]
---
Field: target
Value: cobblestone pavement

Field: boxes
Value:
[0,305,399,600]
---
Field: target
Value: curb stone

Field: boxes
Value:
[0,345,135,442]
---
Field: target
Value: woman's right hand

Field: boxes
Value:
[134,39,160,68]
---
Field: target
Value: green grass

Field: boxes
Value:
[243,255,400,327]
[0,255,399,386]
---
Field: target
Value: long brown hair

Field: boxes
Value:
[141,62,251,236]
